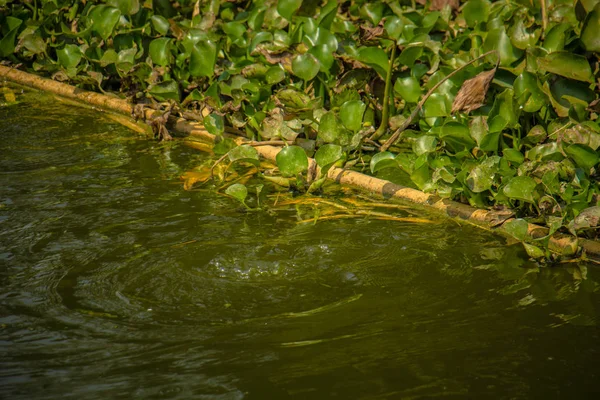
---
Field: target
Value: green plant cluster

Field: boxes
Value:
[2,0,600,245]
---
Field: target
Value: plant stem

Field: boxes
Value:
[371,44,397,141]
[379,50,499,152]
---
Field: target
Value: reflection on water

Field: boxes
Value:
[1,88,600,399]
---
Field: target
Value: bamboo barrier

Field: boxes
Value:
[2,64,599,261]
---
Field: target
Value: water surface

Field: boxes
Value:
[1,87,599,399]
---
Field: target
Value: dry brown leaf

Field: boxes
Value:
[451,68,497,114]
[430,0,460,11]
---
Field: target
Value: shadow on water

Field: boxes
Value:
[1,87,600,399]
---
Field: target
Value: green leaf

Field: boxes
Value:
[225,183,248,205]
[384,16,404,40]
[318,112,343,143]
[228,145,260,166]
[0,17,21,57]
[488,88,517,129]
[462,0,490,27]
[357,47,389,78]
[483,26,523,66]
[504,218,529,241]
[360,2,386,25]
[440,121,476,150]
[565,143,599,170]
[277,0,303,21]
[150,15,170,36]
[370,152,398,173]
[394,76,421,103]
[339,100,366,132]
[503,148,525,164]
[503,176,538,202]
[315,144,343,168]
[190,40,217,78]
[56,44,83,69]
[413,135,438,156]
[88,5,121,40]
[466,156,500,193]
[581,4,600,52]
[149,38,172,66]
[19,33,46,55]
[523,243,545,259]
[508,16,540,50]
[292,53,320,81]
[543,23,570,53]
[265,66,286,84]
[538,52,593,82]
[513,71,546,113]
[308,44,334,72]
[148,80,180,102]
[203,114,224,135]
[222,21,246,38]
[276,146,309,177]
[106,0,139,15]
[423,93,450,118]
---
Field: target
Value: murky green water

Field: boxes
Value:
[1,88,600,399]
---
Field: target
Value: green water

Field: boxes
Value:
[1,88,599,399]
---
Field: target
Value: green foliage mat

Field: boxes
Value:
[2,0,600,252]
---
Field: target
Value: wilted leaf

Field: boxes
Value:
[568,206,600,235]
[452,68,496,114]
[466,156,500,192]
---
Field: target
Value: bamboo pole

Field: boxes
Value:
[2,65,600,261]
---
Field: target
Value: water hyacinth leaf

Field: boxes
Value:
[276,146,309,177]
[151,15,170,35]
[190,40,217,78]
[483,27,523,66]
[357,47,389,78]
[581,4,600,52]
[223,21,246,38]
[225,183,248,205]
[308,45,334,72]
[503,176,537,202]
[413,135,438,156]
[106,0,139,15]
[292,53,320,81]
[508,16,540,50]
[203,114,224,135]
[423,93,449,117]
[360,2,386,25]
[441,121,476,150]
[394,76,421,103]
[339,100,366,132]
[523,243,545,259]
[318,111,342,142]
[543,23,569,52]
[537,52,593,82]
[20,33,46,55]
[503,148,525,164]
[370,152,398,173]
[568,206,600,235]
[266,66,286,84]
[466,155,500,193]
[149,38,172,66]
[88,5,121,40]
[0,17,21,57]
[526,142,564,162]
[513,71,546,113]
[148,80,180,102]
[228,145,260,166]
[56,44,83,69]
[384,16,404,40]
[462,0,490,27]
[277,0,302,21]
[315,144,343,168]
[565,144,599,170]
[504,218,529,241]
[488,88,517,129]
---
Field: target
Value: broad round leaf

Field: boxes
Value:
[276,146,309,177]
[149,38,172,66]
[538,52,593,82]
[394,76,421,103]
[203,114,224,135]
[466,156,500,193]
[413,135,438,156]
[56,44,83,69]
[462,0,490,27]
[225,183,248,204]
[190,40,217,78]
[357,47,389,78]
[565,143,599,170]
[88,5,121,40]
[266,66,286,84]
[581,5,600,52]
[339,100,366,132]
[503,176,537,203]
[292,53,320,81]
[384,16,404,40]
[308,44,334,72]
[150,15,170,35]
[228,145,260,166]
[318,112,343,143]
[483,27,523,66]
[315,144,343,168]
[148,80,180,102]
[370,152,397,173]
[277,0,302,21]
[504,218,529,241]
[513,71,546,112]
[106,0,139,15]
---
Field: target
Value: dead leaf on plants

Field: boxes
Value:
[451,68,497,114]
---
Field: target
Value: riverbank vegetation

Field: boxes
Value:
[1,0,600,258]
